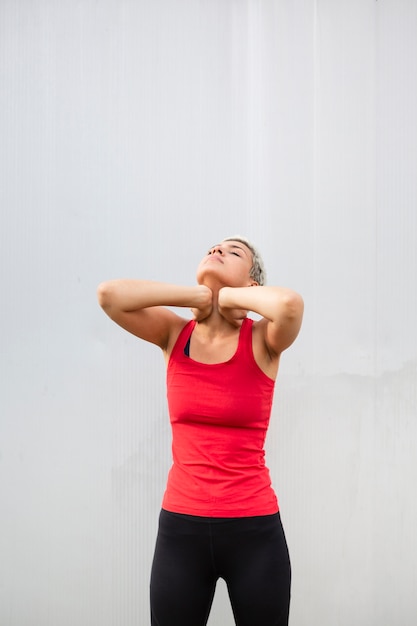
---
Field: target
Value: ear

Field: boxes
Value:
[248,280,259,287]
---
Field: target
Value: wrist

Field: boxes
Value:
[218,286,233,308]
[195,284,212,309]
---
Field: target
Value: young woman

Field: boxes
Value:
[97,236,304,626]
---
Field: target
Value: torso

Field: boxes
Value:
[162,317,279,517]
[165,317,280,380]
[186,325,241,364]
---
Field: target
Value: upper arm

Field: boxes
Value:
[258,291,304,358]
[106,305,187,350]
[97,280,192,352]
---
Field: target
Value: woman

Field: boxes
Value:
[97,236,304,626]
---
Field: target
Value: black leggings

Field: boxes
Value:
[150,509,291,626]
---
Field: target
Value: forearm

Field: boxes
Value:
[218,286,303,322]
[97,279,211,314]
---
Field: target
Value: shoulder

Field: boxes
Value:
[164,316,194,359]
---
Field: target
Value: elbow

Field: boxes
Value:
[97,281,113,311]
[283,291,304,320]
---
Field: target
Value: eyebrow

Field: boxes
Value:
[209,242,251,258]
[224,243,251,258]
[209,241,252,258]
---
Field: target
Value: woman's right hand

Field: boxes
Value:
[98,280,213,347]
[191,285,213,322]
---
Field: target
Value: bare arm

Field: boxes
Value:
[218,286,304,356]
[97,280,212,350]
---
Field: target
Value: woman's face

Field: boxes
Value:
[196,240,256,288]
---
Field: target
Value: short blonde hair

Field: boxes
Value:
[223,235,266,286]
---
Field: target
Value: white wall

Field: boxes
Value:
[1,1,416,624]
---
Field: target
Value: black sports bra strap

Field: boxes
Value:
[184,336,191,357]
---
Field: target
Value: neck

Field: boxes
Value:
[196,307,246,338]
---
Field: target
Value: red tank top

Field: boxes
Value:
[162,317,279,517]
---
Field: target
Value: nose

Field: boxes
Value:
[210,245,223,255]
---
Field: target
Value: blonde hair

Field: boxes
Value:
[223,235,266,286]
